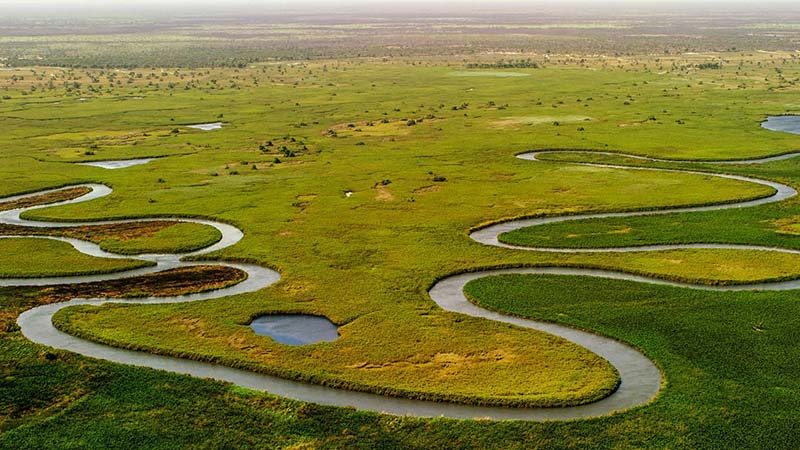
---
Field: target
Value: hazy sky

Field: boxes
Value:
[1,0,798,17]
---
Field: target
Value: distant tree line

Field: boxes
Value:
[465,59,540,69]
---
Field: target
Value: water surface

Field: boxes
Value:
[77,158,155,169]
[187,122,223,131]
[762,115,800,135]
[250,314,339,345]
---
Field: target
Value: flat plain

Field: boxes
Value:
[2,11,800,449]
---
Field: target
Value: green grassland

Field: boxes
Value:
[0,221,223,256]
[1,50,800,447]
[463,274,800,449]
[500,152,800,250]
[93,222,222,255]
[2,274,799,449]
[0,238,151,277]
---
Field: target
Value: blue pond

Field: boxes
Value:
[250,314,339,345]
[762,115,800,135]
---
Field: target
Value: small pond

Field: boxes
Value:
[187,122,223,131]
[77,158,155,169]
[250,314,339,345]
[762,115,800,135]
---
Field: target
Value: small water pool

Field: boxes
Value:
[762,115,800,135]
[250,314,339,345]
[77,158,155,169]
[187,122,223,131]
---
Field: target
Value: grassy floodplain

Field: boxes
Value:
[0,220,222,256]
[0,238,152,277]
[462,274,800,449]
[1,46,800,448]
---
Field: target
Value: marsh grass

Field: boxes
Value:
[0,238,151,278]
[2,52,800,446]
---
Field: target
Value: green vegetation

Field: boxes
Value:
[95,222,222,255]
[0,238,151,278]
[52,298,619,408]
[566,249,800,285]
[500,153,800,250]
[0,187,90,212]
[3,272,799,449]
[2,28,800,445]
[464,274,800,449]
[501,206,800,249]
[5,55,797,409]
[0,221,223,256]
[0,330,659,450]
[465,59,540,69]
